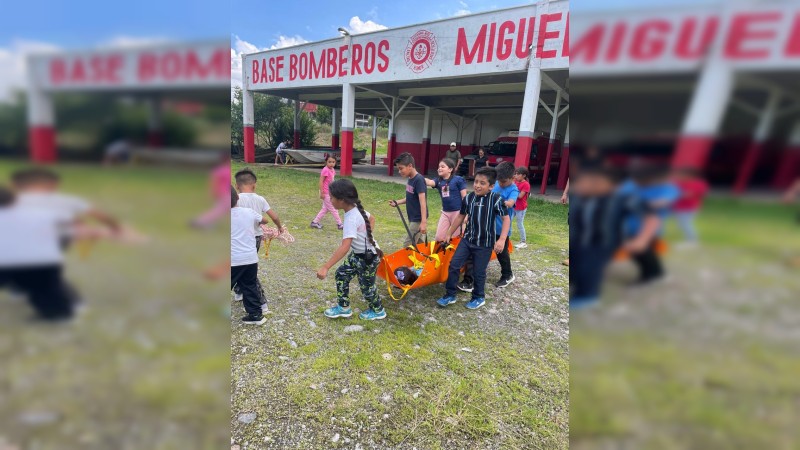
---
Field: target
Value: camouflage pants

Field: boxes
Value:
[335,252,383,312]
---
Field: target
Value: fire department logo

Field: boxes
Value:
[405,30,437,73]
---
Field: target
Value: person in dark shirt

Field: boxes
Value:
[389,153,428,246]
[569,166,659,309]
[436,167,510,311]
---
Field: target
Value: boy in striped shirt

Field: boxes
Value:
[436,167,510,310]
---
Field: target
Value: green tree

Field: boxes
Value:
[230,90,317,152]
[315,104,331,126]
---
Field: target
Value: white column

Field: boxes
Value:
[515,66,541,169]
[27,87,56,162]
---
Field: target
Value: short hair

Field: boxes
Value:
[514,166,529,178]
[474,166,497,185]
[394,152,415,167]
[230,185,239,208]
[11,167,60,187]
[235,169,257,186]
[495,161,515,181]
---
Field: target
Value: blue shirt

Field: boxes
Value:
[405,173,428,223]
[619,179,680,236]
[492,181,519,237]
[433,175,467,212]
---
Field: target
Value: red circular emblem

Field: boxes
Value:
[405,30,437,73]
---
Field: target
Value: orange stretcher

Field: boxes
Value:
[613,238,668,261]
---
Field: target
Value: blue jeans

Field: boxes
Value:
[445,239,493,299]
[675,211,698,242]
[514,208,527,243]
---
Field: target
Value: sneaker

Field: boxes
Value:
[515,242,528,248]
[359,308,387,320]
[465,297,485,310]
[261,303,270,314]
[436,295,457,307]
[310,221,323,229]
[495,275,515,288]
[241,314,266,325]
[337,224,344,230]
[324,305,352,318]
[233,292,243,301]
[456,281,474,293]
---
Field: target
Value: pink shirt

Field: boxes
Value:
[320,166,336,195]
[673,178,708,212]
[213,162,230,198]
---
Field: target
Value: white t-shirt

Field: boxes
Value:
[0,206,63,267]
[231,207,263,266]
[235,193,270,236]
[342,208,379,254]
[16,192,91,237]
[276,142,286,154]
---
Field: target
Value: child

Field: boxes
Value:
[513,167,531,248]
[231,185,270,325]
[672,167,708,246]
[388,152,428,246]
[620,164,679,285]
[311,155,343,230]
[191,150,230,228]
[274,139,290,166]
[437,167,509,310]
[233,169,283,307]
[455,162,519,292]
[317,179,386,321]
[0,185,75,321]
[569,166,659,308]
[424,158,467,242]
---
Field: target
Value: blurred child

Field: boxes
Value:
[191,151,230,228]
[561,179,569,266]
[311,155,343,230]
[389,153,428,246]
[672,168,709,246]
[0,186,74,321]
[231,186,270,325]
[424,157,467,242]
[569,167,660,309]
[317,179,386,321]
[436,167,509,311]
[619,164,679,285]
[233,169,283,307]
[513,167,531,248]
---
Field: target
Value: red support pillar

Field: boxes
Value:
[514,135,534,171]
[556,144,569,190]
[29,126,56,163]
[387,134,397,176]
[421,138,431,175]
[332,134,339,150]
[341,130,354,176]
[671,135,715,169]
[772,147,800,189]
[733,141,763,194]
[147,131,163,147]
[370,137,377,165]
[244,126,255,163]
[293,130,300,149]
[540,139,556,195]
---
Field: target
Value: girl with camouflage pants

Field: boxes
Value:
[315,179,386,321]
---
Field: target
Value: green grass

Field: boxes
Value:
[0,162,230,449]
[230,163,569,449]
[571,197,800,450]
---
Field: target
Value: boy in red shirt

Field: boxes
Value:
[672,168,709,246]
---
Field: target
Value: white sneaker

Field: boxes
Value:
[234,292,243,301]
[261,303,270,314]
[515,242,527,248]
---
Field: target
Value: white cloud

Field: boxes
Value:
[98,36,173,49]
[454,9,471,16]
[230,34,309,98]
[345,16,388,35]
[0,39,60,104]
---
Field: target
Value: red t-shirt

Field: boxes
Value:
[673,178,708,212]
[514,180,530,211]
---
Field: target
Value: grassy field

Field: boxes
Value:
[570,197,800,449]
[230,163,569,449]
[0,162,231,449]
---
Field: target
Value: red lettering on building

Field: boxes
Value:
[630,20,670,60]
[339,45,348,77]
[377,40,390,72]
[571,24,604,63]
[786,13,800,56]
[351,43,363,75]
[497,21,515,60]
[562,13,570,57]
[724,12,781,59]
[605,22,627,62]
[676,17,718,59]
[536,13,562,59]
[455,24,487,65]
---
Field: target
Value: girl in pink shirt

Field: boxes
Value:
[311,155,343,230]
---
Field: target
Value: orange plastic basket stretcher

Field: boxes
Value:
[377,237,513,301]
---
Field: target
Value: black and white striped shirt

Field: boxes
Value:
[460,192,507,248]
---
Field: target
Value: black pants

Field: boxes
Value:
[569,245,615,300]
[462,238,511,284]
[233,237,263,296]
[630,239,664,282]
[230,263,265,317]
[0,265,74,320]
